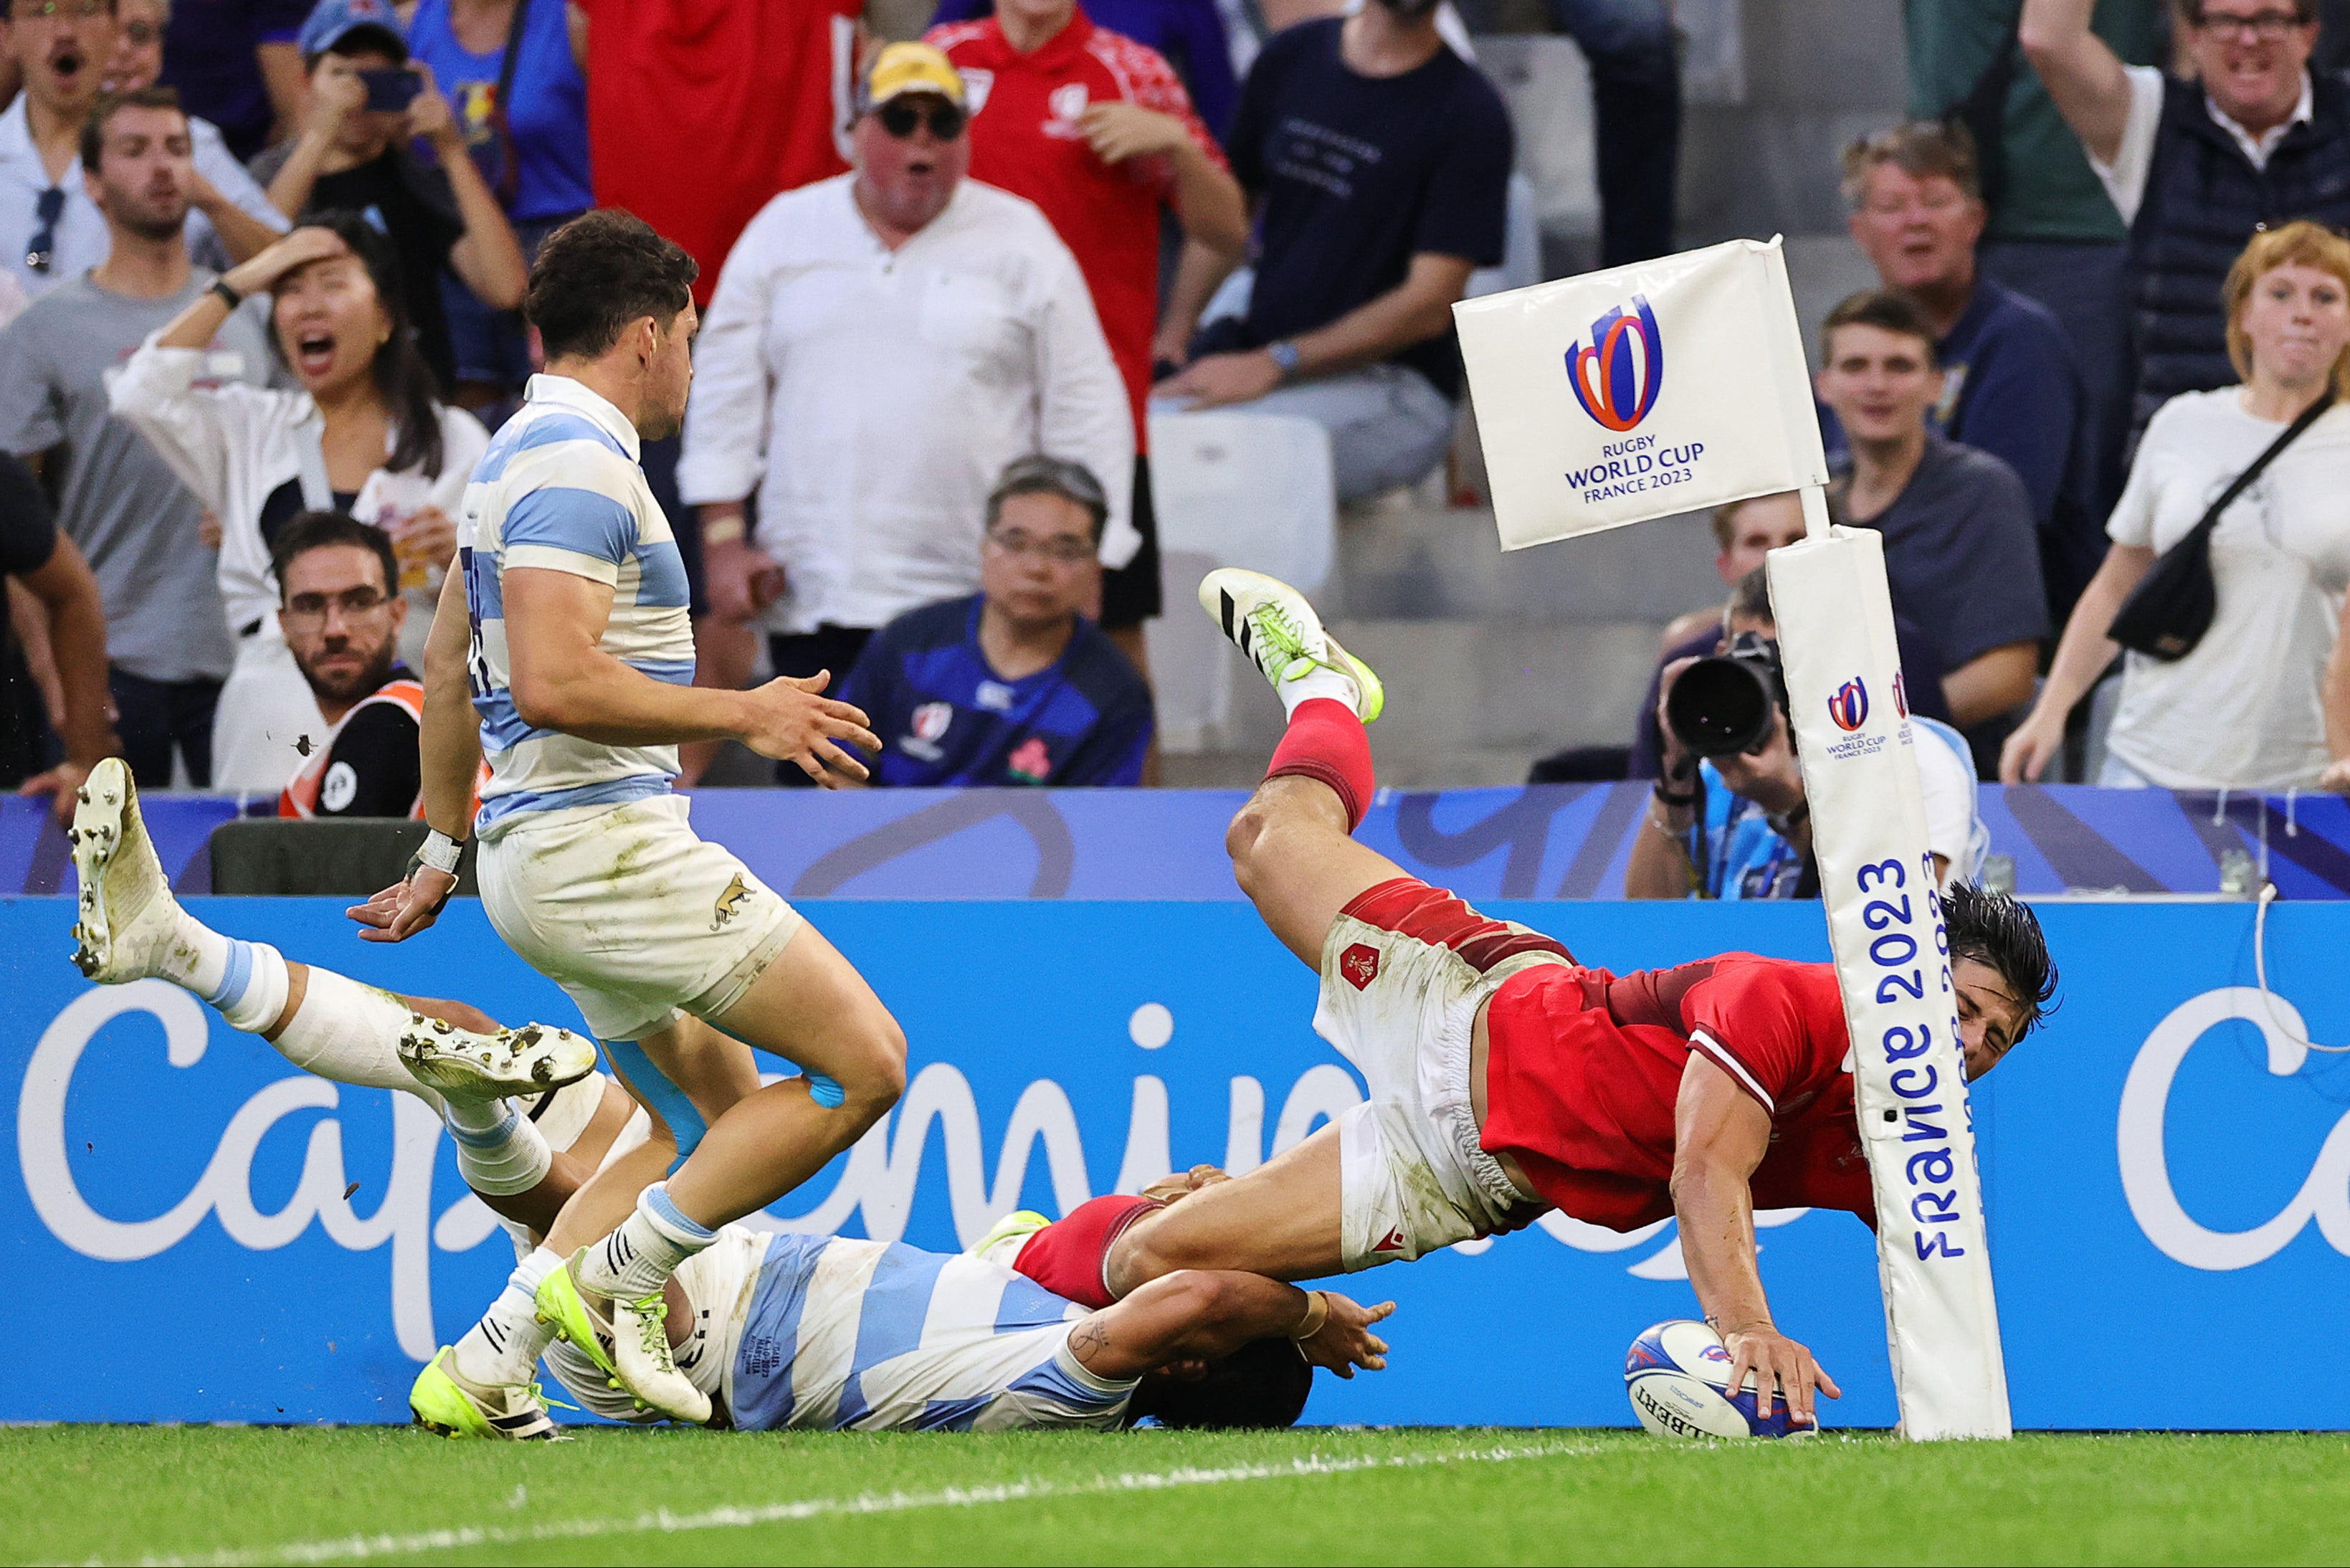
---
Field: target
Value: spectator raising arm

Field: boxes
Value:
[402,64,527,311]
[1159,252,1478,407]
[2018,0,2135,168]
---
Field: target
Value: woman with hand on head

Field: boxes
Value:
[110,214,489,793]
[2002,219,2350,794]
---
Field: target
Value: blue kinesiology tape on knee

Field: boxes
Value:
[809,1075,844,1108]
[601,1038,710,1161]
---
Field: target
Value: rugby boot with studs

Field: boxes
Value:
[1198,568,1384,723]
[67,757,201,985]
[536,1249,710,1425]
[409,1346,564,1440]
[399,1016,599,1101]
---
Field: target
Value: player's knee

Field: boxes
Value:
[1225,797,1278,887]
[834,1015,907,1129]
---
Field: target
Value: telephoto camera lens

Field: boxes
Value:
[1664,634,1784,757]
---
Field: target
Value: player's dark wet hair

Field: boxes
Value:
[1941,882,2058,1035]
[1129,1338,1312,1430]
[527,209,698,362]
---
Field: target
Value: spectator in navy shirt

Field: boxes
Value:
[1152,0,1511,503]
[839,457,1153,789]
[1830,121,2101,620]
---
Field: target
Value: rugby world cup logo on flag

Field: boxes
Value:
[1565,295,1665,432]
[1827,677,1870,733]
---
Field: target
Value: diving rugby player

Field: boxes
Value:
[348,212,907,1427]
[1067,570,2058,1427]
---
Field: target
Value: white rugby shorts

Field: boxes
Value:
[477,793,801,1041]
[1314,877,1569,1272]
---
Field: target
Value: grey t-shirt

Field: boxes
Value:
[1831,432,2050,670]
[0,271,275,684]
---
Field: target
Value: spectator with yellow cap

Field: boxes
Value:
[681,41,1135,782]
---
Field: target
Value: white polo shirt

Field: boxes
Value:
[677,173,1135,637]
[0,96,289,298]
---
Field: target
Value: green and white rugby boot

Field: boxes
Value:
[67,756,194,984]
[969,1209,1052,1268]
[409,1346,563,1440]
[399,1016,599,1101]
[536,1249,710,1425]
[1197,568,1384,723]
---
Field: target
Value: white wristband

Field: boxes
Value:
[414,829,465,876]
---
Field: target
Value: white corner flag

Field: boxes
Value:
[1454,237,2012,1440]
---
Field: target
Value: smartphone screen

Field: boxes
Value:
[358,67,422,113]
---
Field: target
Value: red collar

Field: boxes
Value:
[971,4,1095,67]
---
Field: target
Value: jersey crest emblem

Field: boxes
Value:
[1340,942,1381,990]
[711,873,753,931]
[912,701,954,742]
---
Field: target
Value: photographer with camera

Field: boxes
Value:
[1627,569,1988,901]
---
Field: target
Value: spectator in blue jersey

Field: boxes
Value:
[1828,121,2098,621]
[839,456,1153,789]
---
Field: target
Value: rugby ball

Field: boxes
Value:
[1624,1319,1814,1440]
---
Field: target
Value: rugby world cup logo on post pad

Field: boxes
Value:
[1564,295,1664,432]
[1827,676,1870,733]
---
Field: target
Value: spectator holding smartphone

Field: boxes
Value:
[249,0,526,395]
[110,214,487,792]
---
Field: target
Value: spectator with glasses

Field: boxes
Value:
[838,456,1154,788]
[0,0,285,299]
[684,42,1132,781]
[268,508,442,818]
[2023,0,2350,447]
[0,86,278,787]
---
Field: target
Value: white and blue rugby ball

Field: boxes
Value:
[1624,1319,1815,1440]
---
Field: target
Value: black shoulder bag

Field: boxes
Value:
[2106,394,2334,661]
[474,0,533,212]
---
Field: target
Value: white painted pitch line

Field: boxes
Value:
[133,1438,1599,1567]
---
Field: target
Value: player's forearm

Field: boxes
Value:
[513,646,758,747]
[418,574,482,839]
[1670,1161,1771,1331]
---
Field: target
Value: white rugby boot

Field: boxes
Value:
[408,1346,565,1441]
[399,1016,600,1101]
[67,757,195,984]
[536,1250,710,1425]
[1197,568,1384,723]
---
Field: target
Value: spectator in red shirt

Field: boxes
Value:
[931,0,1245,675]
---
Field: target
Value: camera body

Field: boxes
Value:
[358,67,423,114]
[1665,632,1787,758]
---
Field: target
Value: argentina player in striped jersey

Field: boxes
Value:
[350,212,911,1435]
[539,1227,1395,1434]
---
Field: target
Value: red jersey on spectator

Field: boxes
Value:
[930,9,1226,445]
[579,0,857,305]
[1478,955,1874,1231]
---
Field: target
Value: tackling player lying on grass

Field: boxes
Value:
[470,1219,1389,1439]
[1090,569,2060,1430]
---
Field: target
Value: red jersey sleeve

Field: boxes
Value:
[1090,28,1229,199]
[1678,957,1848,1116]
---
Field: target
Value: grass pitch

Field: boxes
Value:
[5,1425,2346,1566]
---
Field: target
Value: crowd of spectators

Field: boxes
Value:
[1,0,2349,916]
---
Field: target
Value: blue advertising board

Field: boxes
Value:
[6,893,2348,1430]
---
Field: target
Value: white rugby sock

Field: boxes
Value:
[268,968,439,1101]
[159,899,292,1035]
[1279,665,1359,718]
[452,1246,561,1387]
[445,1098,553,1197]
[580,1184,715,1302]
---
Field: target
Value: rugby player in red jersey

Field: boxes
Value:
[1002,567,2058,1429]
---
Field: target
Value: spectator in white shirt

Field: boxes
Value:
[111,212,487,792]
[0,1,285,299]
[683,40,1133,778]
[2004,220,2350,793]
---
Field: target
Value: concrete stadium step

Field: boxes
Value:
[1321,503,1722,624]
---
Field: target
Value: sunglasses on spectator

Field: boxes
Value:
[121,18,160,44]
[14,0,108,16]
[26,186,63,276]
[985,528,1093,565]
[877,100,966,141]
[2194,8,2308,38]
[283,586,395,624]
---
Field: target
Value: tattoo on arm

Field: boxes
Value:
[1072,1319,1111,1358]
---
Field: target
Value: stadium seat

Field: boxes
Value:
[1145,410,1336,751]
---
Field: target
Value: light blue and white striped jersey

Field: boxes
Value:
[547,1229,1136,1432]
[457,374,693,830]
[727,1232,1136,1432]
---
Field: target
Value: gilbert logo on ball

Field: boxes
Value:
[1453,237,1827,552]
[1624,1319,1812,1441]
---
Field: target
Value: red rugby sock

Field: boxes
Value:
[1266,697,1374,832]
[1012,1194,1161,1308]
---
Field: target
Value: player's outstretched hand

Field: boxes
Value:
[1722,1326,1840,1427]
[1298,1293,1394,1379]
[346,866,457,943]
[738,671,882,787]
